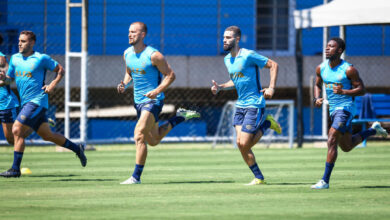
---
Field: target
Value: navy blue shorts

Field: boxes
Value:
[233,107,265,134]
[330,110,353,134]
[134,100,163,122]
[0,107,19,123]
[17,102,48,131]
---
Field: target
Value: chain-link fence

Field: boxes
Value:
[1,0,389,144]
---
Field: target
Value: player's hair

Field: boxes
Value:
[330,37,345,53]
[20,30,36,42]
[131,21,148,35]
[0,34,3,45]
[225,26,241,38]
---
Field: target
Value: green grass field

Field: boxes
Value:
[1,142,390,220]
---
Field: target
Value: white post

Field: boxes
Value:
[322,0,329,139]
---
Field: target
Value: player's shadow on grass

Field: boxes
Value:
[29,174,79,178]
[164,180,234,184]
[53,178,116,182]
[267,182,310,186]
[360,186,390,189]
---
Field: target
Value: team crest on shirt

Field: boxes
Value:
[141,61,147,68]
[246,125,252,130]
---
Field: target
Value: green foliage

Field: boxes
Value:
[1,143,390,220]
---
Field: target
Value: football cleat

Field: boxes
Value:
[77,144,87,167]
[48,118,56,127]
[0,168,21,178]
[266,114,282,134]
[371,121,388,138]
[245,178,266,186]
[176,108,201,121]
[120,176,141,185]
[311,179,329,189]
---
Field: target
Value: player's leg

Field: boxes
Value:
[146,107,200,146]
[234,108,266,185]
[339,121,388,152]
[312,110,348,189]
[2,123,14,145]
[121,110,156,184]
[0,120,32,177]
[36,122,87,167]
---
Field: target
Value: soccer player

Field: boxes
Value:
[0,34,19,146]
[0,31,87,178]
[117,22,200,184]
[211,26,281,185]
[311,37,388,189]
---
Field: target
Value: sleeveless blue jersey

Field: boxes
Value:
[320,59,355,115]
[124,46,164,104]
[7,52,58,109]
[0,52,19,110]
[224,48,268,108]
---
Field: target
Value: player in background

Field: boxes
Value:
[0,34,20,146]
[117,22,200,184]
[0,31,87,178]
[311,37,388,189]
[211,26,281,185]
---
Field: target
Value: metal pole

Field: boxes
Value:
[44,0,47,53]
[339,25,345,59]
[65,0,71,138]
[103,0,106,55]
[295,29,303,148]
[80,0,88,144]
[217,0,221,55]
[160,0,165,53]
[322,0,329,139]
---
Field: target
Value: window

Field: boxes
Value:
[256,0,290,52]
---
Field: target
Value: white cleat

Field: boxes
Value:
[371,121,388,138]
[311,179,329,189]
[176,108,201,121]
[244,178,266,186]
[120,176,141,185]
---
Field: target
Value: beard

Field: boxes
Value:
[223,42,234,51]
[129,38,139,46]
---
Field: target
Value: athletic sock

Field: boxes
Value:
[168,116,185,128]
[132,164,144,181]
[249,163,264,180]
[358,128,376,141]
[62,138,81,154]
[260,120,271,134]
[11,151,24,171]
[322,162,335,183]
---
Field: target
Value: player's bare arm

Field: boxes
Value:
[145,51,175,99]
[333,66,365,96]
[261,59,278,99]
[314,64,325,107]
[117,53,133,94]
[211,79,234,95]
[42,64,64,94]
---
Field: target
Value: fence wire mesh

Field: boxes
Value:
[0,0,389,144]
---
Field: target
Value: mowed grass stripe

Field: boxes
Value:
[0,143,389,220]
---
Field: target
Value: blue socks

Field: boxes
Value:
[249,163,264,180]
[359,128,376,141]
[322,162,335,183]
[168,116,185,128]
[62,139,80,154]
[260,120,271,134]
[12,151,24,171]
[132,164,144,181]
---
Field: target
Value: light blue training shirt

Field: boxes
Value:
[0,51,19,110]
[124,45,164,104]
[224,48,269,108]
[320,59,356,116]
[7,52,58,109]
